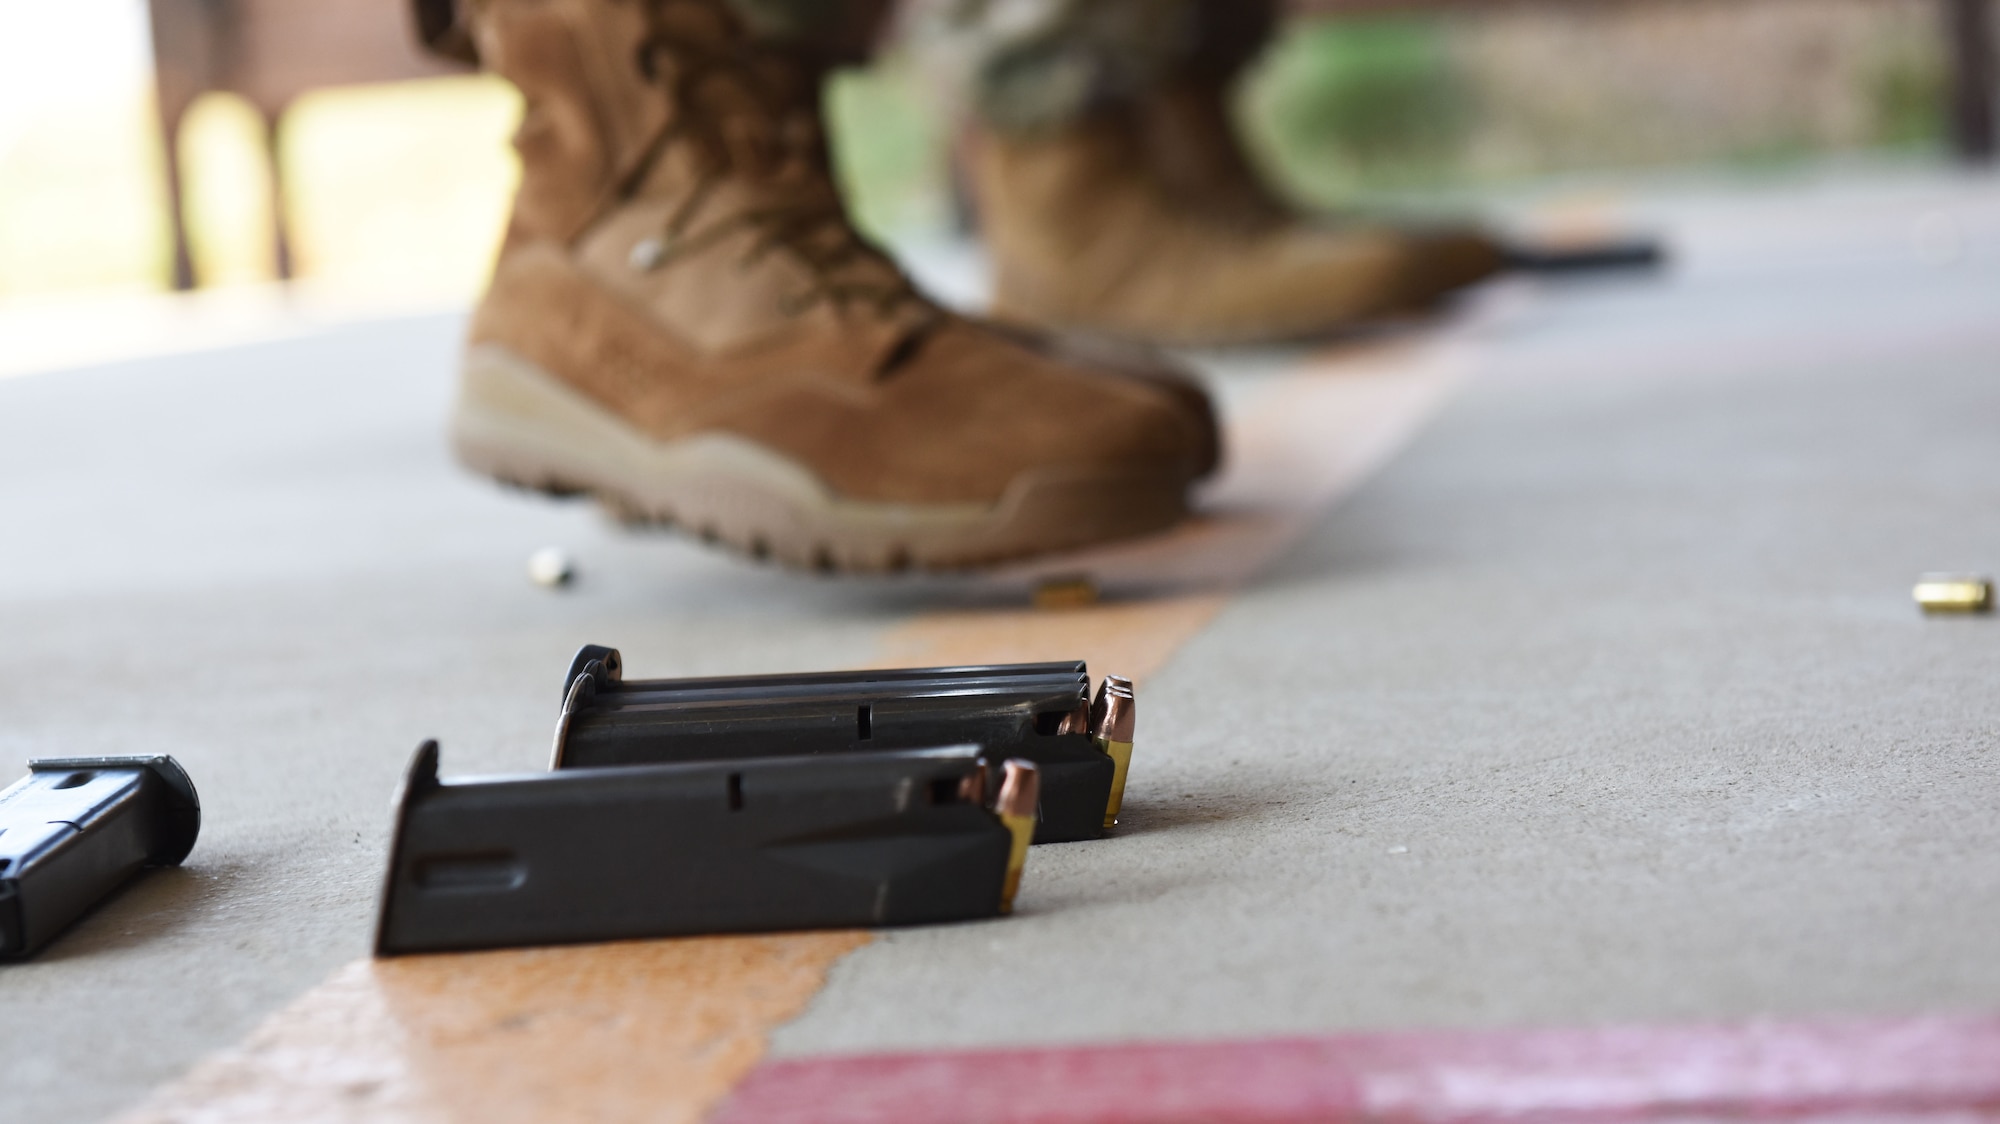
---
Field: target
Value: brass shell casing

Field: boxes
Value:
[995,760,1040,913]
[1915,574,1994,614]
[1098,738,1135,829]
[1090,676,1136,829]
[1033,575,1100,610]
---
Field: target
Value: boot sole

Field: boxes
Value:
[451,344,1189,573]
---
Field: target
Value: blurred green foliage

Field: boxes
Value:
[1868,50,1947,148]
[821,23,1483,233]
[1244,17,1470,195]
[810,10,1950,236]
[825,57,949,242]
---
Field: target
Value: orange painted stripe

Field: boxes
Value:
[116,333,1478,1124]
[120,935,870,1124]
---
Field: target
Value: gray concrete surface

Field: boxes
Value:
[776,170,2000,1052]
[0,166,1995,1121]
[0,317,966,1121]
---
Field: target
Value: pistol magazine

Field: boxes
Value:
[548,645,1132,844]
[0,756,201,959]
[376,741,1027,955]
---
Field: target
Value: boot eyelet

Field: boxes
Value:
[629,237,671,272]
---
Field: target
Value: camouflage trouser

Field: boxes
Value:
[736,0,1278,132]
[425,0,1277,132]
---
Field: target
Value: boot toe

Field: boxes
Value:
[1402,227,1507,298]
[987,323,1223,479]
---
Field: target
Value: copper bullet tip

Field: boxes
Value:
[1094,676,1135,743]
[1089,675,1133,736]
[996,759,1040,819]
[1056,700,1089,735]
[994,760,1039,914]
[957,763,988,805]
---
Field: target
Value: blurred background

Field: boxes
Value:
[0,0,1989,372]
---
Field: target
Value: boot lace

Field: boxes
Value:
[618,0,936,335]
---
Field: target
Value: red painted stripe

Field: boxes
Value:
[713,1017,2000,1124]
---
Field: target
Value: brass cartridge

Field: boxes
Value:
[1090,676,1136,829]
[1914,574,1994,614]
[995,760,1040,914]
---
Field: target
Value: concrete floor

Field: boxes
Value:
[784,174,2000,1053]
[3,166,1998,1121]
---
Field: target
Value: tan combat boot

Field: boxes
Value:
[970,77,1504,347]
[449,0,1214,571]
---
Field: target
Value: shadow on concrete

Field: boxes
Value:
[25,863,238,965]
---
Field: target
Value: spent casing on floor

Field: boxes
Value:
[0,756,201,958]
[1914,573,1994,614]
[374,741,1037,955]
[548,645,1134,844]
